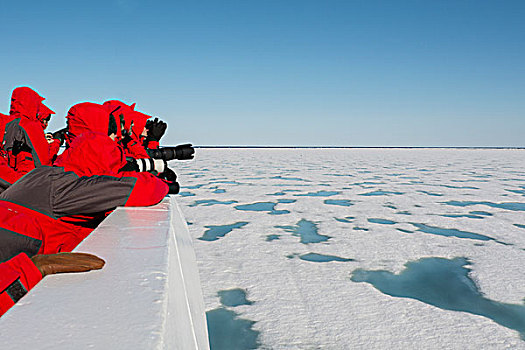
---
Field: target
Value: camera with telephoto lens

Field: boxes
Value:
[146,143,195,161]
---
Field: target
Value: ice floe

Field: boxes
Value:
[174,148,525,348]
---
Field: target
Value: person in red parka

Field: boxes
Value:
[38,102,62,161]
[102,100,195,163]
[0,131,173,256]
[0,112,24,193]
[0,252,44,316]
[3,87,62,174]
[65,102,115,147]
[102,100,167,151]
[0,157,24,194]
[0,229,105,316]
[0,112,14,155]
[102,100,151,158]
[0,251,104,317]
[64,102,179,188]
[0,200,105,317]
[0,131,174,317]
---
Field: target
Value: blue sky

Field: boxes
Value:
[1,0,523,146]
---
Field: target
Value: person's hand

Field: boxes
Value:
[160,167,177,182]
[159,167,180,194]
[168,182,180,194]
[145,117,167,142]
[31,252,105,277]
[119,132,133,148]
[45,133,54,144]
[52,128,67,146]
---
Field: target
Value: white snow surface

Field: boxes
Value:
[171,148,525,349]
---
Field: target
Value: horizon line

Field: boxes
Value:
[194,146,525,149]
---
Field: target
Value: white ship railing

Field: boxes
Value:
[0,196,209,349]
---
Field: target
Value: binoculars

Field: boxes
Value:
[146,144,195,161]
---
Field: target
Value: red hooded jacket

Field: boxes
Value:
[0,112,24,193]
[8,87,43,120]
[1,131,168,254]
[0,112,14,154]
[0,253,42,316]
[0,132,169,316]
[65,102,114,147]
[0,209,46,316]
[3,87,55,174]
[37,103,54,126]
[38,102,61,160]
[0,156,24,194]
[103,100,151,158]
[64,102,175,186]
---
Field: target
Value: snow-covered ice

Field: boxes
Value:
[172,148,525,349]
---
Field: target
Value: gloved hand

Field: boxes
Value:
[160,167,177,182]
[52,128,68,146]
[119,131,133,148]
[145,117,167,142]
[159,167,180,194]
[146,144,195,161]
[31,252,105,277]
[167,182,180,194]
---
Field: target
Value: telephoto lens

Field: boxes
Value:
[147,144,195,161]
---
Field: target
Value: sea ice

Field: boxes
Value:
[351,257,525,340]
[174,148,525,349]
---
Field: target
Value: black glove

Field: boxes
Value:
[159,168,180,194]
[159,167,177,182]
[167,181,180,194]
[145,117,167,142]
[118,132,133,148]
[52,128,67,146]
[146,144,195,161]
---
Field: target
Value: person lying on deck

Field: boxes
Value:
[63,102,180,191]
[0,131,176,315]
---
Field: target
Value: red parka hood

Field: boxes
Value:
[129,110,150,140]
[103,100,151,140]
[9,87,45,121]
[54,131,126,176]
[66,102,112,145]
[103,100,130,139]
[103,100,133,115]
[38,103,55,118]
[38,103,55,128]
